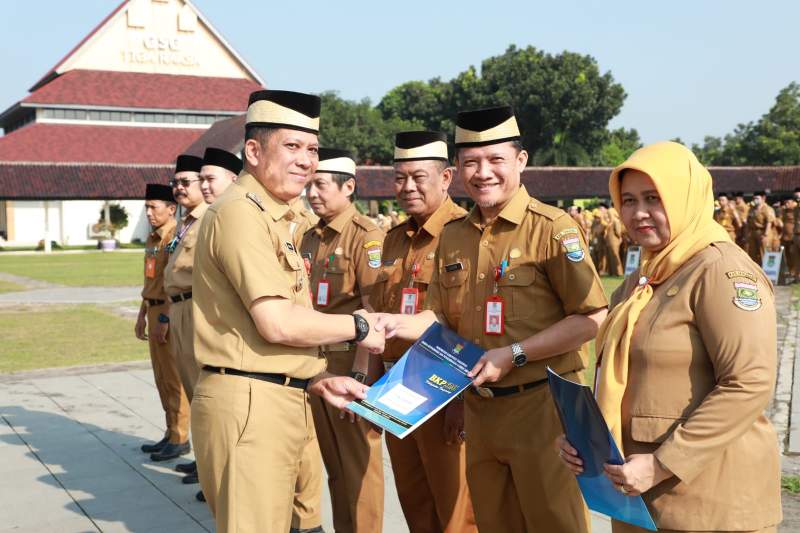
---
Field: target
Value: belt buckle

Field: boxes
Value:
[475,386,494,399]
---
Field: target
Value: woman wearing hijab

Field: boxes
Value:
[556,142,782,532]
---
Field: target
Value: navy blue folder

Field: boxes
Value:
[547,367,657,531]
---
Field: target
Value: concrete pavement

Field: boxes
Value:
[0,363,612,532]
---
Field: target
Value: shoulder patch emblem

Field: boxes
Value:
[559,235,585,263]
[363,240,382,249]
[366,244,382,268]
[553,228,579,241]
[725,270,757,282]
[246,192,264,211]
[732,281,762,311]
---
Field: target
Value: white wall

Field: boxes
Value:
[9,200,150,246]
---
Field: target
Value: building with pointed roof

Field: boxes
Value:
[0,0,260,245]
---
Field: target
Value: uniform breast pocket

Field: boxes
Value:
[326,258,350,295]
[439,264,469,323]
[497,265,537,321]
[371,264,398,312]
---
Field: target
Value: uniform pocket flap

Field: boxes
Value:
[499,265,535,287]
[630,415,686,444]
[440,268,468,288]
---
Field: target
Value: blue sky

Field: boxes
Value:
[2,0,798,146]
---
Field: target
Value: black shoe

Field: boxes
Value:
[196,490,205,502]
[290,528,325,533]
[182,471,199,484]
[149,441,190,462]
[175,461,196,474]
[140,436,169,454]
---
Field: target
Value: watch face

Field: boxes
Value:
[513,353,527,367]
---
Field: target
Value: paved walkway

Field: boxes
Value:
[0,363,612,532]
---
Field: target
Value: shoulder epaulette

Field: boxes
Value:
[527,200,565,221]
[246,192,265,212]
[352,215,378,231]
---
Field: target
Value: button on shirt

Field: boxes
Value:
[192,172,324,379]
[425,186,608,387]
[371,197,466,362]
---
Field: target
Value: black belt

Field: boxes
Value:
[202,365,309,390]
[169,291,192,303]
[472,376,549,399]
[145,298,165,306]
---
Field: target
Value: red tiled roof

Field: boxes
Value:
[0,162,172,200]
[0,123,204,164]
[23,69,261,112]
[184,114,245,156]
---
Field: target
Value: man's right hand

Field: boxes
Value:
[135,315,147,340]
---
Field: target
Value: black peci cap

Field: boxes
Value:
[394,131,449,162]
[175,154,203,174]
[145,183,175,202]
[202,147,242,175]
[246,90,321,134]
[454,105,520,148]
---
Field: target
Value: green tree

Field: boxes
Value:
[593,128,642,166]
[377,45,626,165]
[319,92,422,164]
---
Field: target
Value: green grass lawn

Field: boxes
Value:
[0,305,148,373]
[0,280,25,294]
[0,252,142,286]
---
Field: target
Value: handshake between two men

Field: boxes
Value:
[306,308,521,411]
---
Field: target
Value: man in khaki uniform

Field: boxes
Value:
[176,147,243,488]
[137,184,190,456]
[373,106,608,531]
[300,148,385,533]
[590,204,609,274]
[714,192,742,241]
[147,154,204,462]
[734,191,750,248]
[745,191,775,266]
[191,90,384,533]
[369,131,476,532]
[604,207,624,276]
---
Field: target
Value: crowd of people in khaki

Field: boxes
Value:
[135,89,782,532]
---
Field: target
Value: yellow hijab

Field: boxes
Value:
[595,141,731,452]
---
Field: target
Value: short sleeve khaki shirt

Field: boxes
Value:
[192,172,324,378]
[300,203,384,315]
[141,218,176,303]
[425,186,608,386]
[164,201,208,296]
[370,197,467,362]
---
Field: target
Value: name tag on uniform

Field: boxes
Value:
[485,295,505,335]
[400,288,419,315]
[445,262,463,272]
[145,257,156,279]
[316,280,330,307]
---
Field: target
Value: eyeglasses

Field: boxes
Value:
[169,177,201,188]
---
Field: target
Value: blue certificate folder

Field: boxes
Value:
[348,323,484,439]
[547,368,657,531]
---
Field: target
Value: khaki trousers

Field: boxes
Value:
[612,520,777,533]
[386,408,477,533]
[169,299,199,401]
[311,350,383,533]
[146,305,189,443]
[292,422,323,529]
[465,373,590,533]
[746,231,766,266]
[192,370,315,533]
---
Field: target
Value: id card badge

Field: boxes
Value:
[316,280,330,307]
[485,295,505,335]
[145,256,156,279]
[400,287,419,315]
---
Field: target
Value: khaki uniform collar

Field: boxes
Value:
[237,172,291,222]
[467,185,530,228]
[406,196,459,239]
[152,217,176,239]
[319,203,358,234]
[185,200,208,222]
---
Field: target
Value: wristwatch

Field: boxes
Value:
[157,313,170,324]
[351,371,368,384]
[511,342,527,368]
[352,313,370,343]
